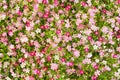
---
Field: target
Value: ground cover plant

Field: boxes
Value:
[0,0,120,80]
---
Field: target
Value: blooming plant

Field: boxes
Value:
[0,0,120,80]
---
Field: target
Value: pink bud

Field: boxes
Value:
[79,70,84,75]
[95,31,99,35]
[34,69,40,74]
[34,4,39,10]
[18,58,25,63]
[94,65,98,70]
[29,51,36,56]
[56,29,61,34]
[88,36,92,41]
[40,33,45,37]
[117,35,120,38]
[102,9,107,14]
[60,3,64,7]
[42,0,48,4]
[17,10,22,16]
[8,30,13,36]
[47,55,52,62]
[112,54,118,58]
[98,37,104,42]
[26,21,30,27]
[67,62,74,67]
[54,0,58,6]
[38,12,43,17]
[43,14,48,18]
[29,76,35,80]
[61,58,66,62]
[117,0,120,4]
[65,32,70,36]
[84,48,89,52]
[44,25,49,29]
[91,75,97,80]
[40,25,45,29]
[58,47,62,51]
[81,2,87,7]
[65,5,72,11]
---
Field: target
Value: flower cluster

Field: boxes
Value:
[0,0,120,80]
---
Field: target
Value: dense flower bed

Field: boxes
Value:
[0,0,120,80]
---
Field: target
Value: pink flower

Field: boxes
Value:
[42,0,48,4]
[29,51,36,57]
[91,75,97,80]
[79,70,84,75]
[38,12,43,17]
[102,9,107,14]
[84,48,89,52]
[94,65,99,70]
[65,32,70,36]
[34,4,39,10]
[51,63,58,70]
[61,58,66,62]
[56,29,61,34]
[54,0,58,6]
[67,45,72,51]
[34,69,40,74]
[66,62,74,67]
[18,58,25,63]
[47,55,52,62]
[81,2,87,7]
[65,5,72,11]
[8,30,13,36]
[58,47,62,51]
[117,47,120,52]
[117,0,120,4]
[87,36,92,41]
[29,76,35,80]
[76,19,82,26]
[73,50,80,57]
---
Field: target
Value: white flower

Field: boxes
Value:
[54,14,59,20]
[118,69,120,73]
[93,45,98,50]
[24,54,28,58]
[50,5,54,9]
[20,62,26,68]
[25,76,29,80]
[35,29,41,34]
[91,25,99,31]
[86,53,92,58]
[23,68,30,73]
[30,32,35,37]
[0,14,6,20]
[82,14,87,19]
[114,72,119,77]
[39,53,43,57]
[37,0,42,3]
[11,73,16,77]
[102,60,107,64]
[3,62,10,68]
[0,53,3,58]
[84,29,92,35]
[95,70,100,76]
[74,0,79,3]
[22,17,27,23]
[54,55,59,60]
[41,58,45,63]
[20,36,28,43]
[95,59,99,63]
[5,77,11,80]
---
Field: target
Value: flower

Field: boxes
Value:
[73,50,80,57]
[51,63,58,70]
